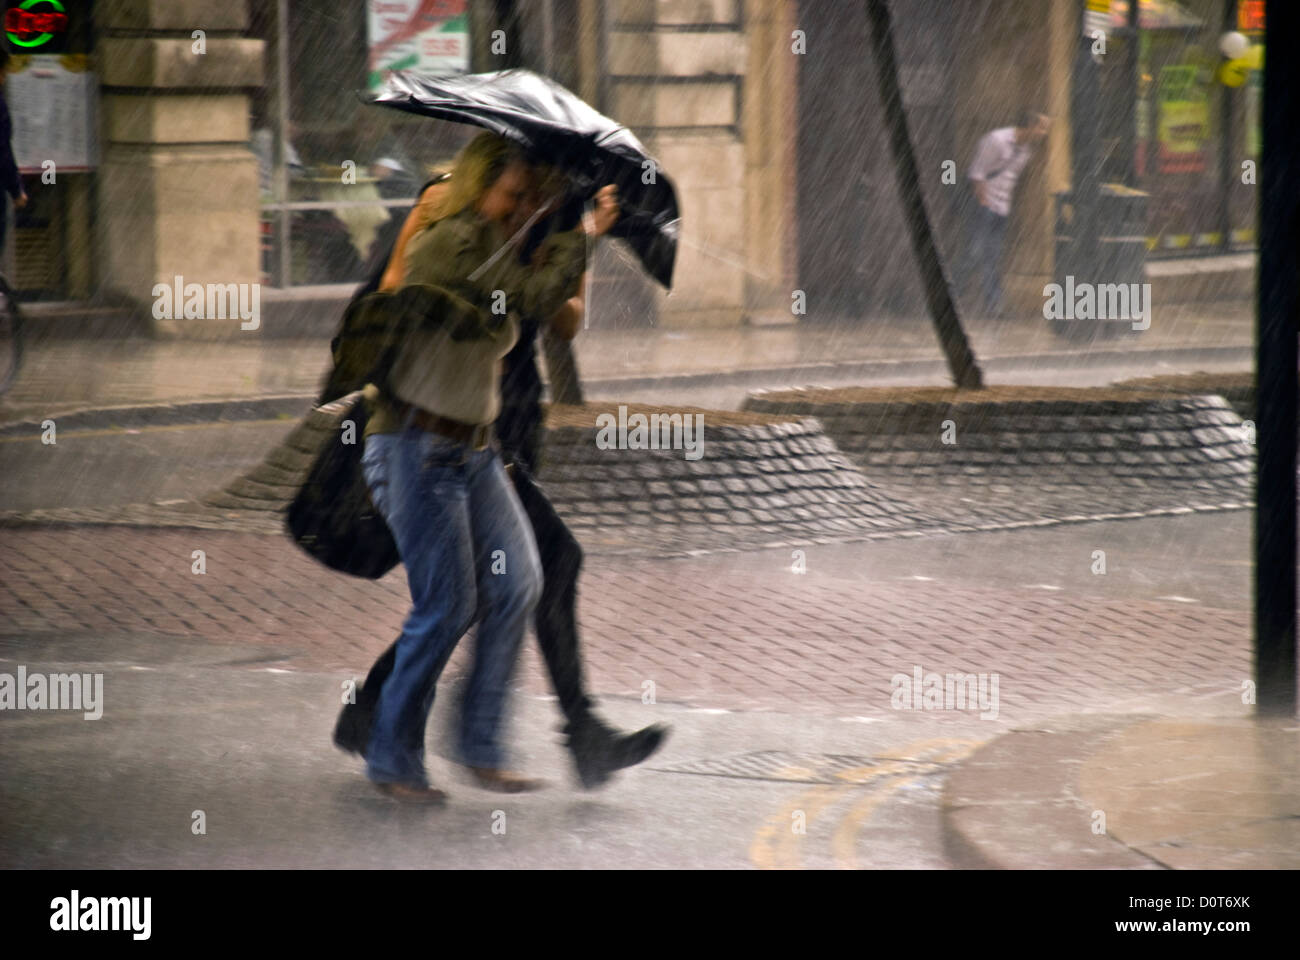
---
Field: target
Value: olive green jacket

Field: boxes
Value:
[325,206,587,436]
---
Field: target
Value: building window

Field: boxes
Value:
[251,1,475,289]
[1102,0,1261,256]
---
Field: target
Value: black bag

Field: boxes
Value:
[293,175,460,579]
[286,395,400,579]
[292,289,477,580]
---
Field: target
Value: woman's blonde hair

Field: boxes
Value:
[425,131,528,223]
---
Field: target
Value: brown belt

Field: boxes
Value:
[398,401,493,450]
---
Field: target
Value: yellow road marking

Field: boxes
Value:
[751,783,842,870]
[750,737,988,869]
[752,764,905,870]
[831,776,920,869]
[877,737,984,764]
[830,740,985,869]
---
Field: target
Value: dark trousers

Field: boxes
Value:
[965,206,1008,313]
[354,458,592,727]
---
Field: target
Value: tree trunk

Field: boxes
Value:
[865,0,984,390]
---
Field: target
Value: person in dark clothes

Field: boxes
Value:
[0,49,29,256]
[329,165,667,789]
[360,158,419,280]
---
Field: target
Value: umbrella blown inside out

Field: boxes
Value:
[366,68,680,289]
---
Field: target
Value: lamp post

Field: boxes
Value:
[1254,0,1299,716]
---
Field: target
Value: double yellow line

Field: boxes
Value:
[750,737,984,869]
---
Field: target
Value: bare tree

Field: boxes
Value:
[865,0,984,390]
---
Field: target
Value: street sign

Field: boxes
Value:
[366,0,468,91]
[1238,0,1265,32]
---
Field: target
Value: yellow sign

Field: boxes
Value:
[1220,45,1263,89]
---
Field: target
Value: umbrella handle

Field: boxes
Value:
[468,198,560,283]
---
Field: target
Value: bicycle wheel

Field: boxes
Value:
[0,277,22,396]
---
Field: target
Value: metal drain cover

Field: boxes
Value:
[649,751,932,784]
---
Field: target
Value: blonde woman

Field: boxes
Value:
[336,162,664,790]
[355,133,619,802]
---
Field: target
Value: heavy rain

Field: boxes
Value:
[0,0,1294,918]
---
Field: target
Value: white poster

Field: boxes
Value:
[367,0,469,90]
[7,54,97,173]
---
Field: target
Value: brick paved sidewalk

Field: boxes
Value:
[0,526,1247,721]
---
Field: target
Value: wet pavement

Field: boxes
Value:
[0,510,1270,869]
[2,302,1251,425]
[0,648,976,870]
[1,298,1290,870]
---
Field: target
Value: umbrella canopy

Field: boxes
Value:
[365,68,679,289]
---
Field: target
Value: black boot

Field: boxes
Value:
[335,645,397,757]
[563,711,668,789]
[333,699,373,757]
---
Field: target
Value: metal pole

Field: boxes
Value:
[276,0,291,289]
[540,0,583,405]
[1254,0,1299,716]
[2,178,12,281]
[1218,0,1234,253]
[1072,0,1100,276]
[1125,0,1140,185]
[864,0,984,390]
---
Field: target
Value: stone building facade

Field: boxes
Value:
[50,1,1250,335]
[96,0,264,334]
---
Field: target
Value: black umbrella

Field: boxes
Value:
[365,68,680,289]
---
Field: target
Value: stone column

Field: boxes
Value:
[97,0,263,337]
[607,0,747,328]
[742,0,797,326]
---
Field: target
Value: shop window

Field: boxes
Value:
[252,1,477,289]
[4,0,95,299]
[1102,0,1261,256]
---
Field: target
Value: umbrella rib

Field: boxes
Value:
[673,233,772,283]
[468,200,559,283]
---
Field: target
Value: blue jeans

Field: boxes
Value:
[360,418,542,785]
[968,206,1008,314]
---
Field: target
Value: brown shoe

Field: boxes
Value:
[467,767,547,793]
[373,781,448,805]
